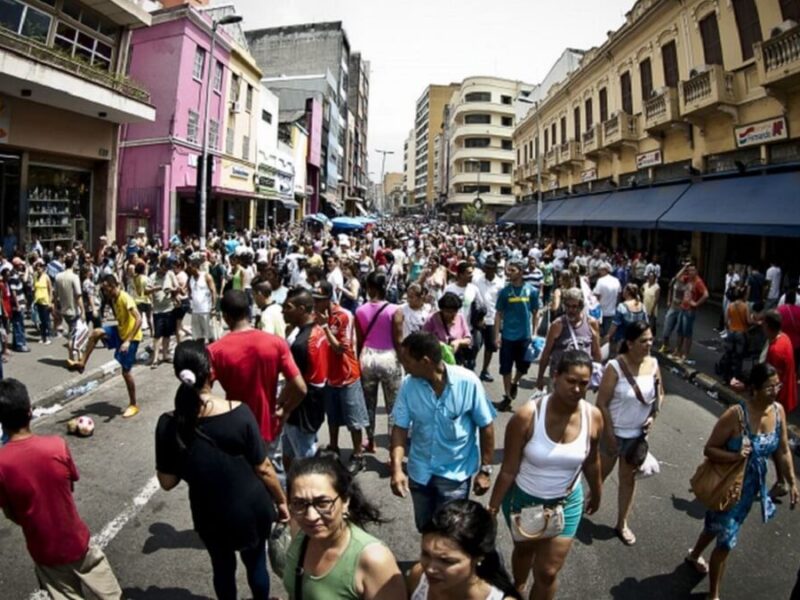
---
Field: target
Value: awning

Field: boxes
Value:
[658,172,800,236]
[498,204,527,223]
[280,198,300,209]
[519,199,566,225]
[546,193,612,226]
[583,183,690,229]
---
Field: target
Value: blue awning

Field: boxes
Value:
[657,172,800,237]
[498,204,527,224]
[546,193,612,226]
[583,183,690,229]
[519,199,566,224]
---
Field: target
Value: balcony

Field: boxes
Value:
[451,147,514,164]
[582,124,604,157]
[603,112,638,149]
[451,172,512,187]
[448,193,515,207]
[453,102,515,121]
[755,24,800,90]
[0,28,154,123]
[679,64,737,120]
[451,123,512,141]
[644,87,681,133]
[544,147,559,172]
[527,160,540,181]
[557,140,583,166]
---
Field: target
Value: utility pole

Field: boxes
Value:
[376,149,394,213]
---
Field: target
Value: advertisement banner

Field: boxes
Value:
[735,117,788,148]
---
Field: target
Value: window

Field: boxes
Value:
[599,88,608,122]
[193,46,206,80]
[213,61,223,92]
[0,0,52,43]
[700,12,723,66]
[501,116,513,127]
[230,73,241,103]
[246,84,253,112]
[501,186,512,195]
[54,21,113,70]
[661,41,679,88]
[465,160,490,173]
[464,92,491,102]
[187,110,199,143]
[463,185,490,194]
[574,106,581,140]
[225,126,234,155]
[639,58,653,100]
[502,162,512,174]
[560,117,567,144]
[262,110,272,124]
[534,136,539,158]
[781,0,800,21]
[465,114,491,124]
[544,129,549,152]
[732,0,762,61]
[60,0,116,37]
[208,119,219,150]
[501,95,512,105]
[523,145,528,162]
[585,98,594,129]
[501,139,512,150]
[242,135,250,161]
[464,138,490,148]
[517,149,521,164]
[550,123,556,147]
[620,71,633,114]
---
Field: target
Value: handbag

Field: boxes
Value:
[690,405,748,511]
[293,534,310,600]
[268,522,292,578]
[616,357,657,468]
[509,398,590,542]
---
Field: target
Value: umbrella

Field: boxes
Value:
[331,216,366,232]
[303,213,331,226]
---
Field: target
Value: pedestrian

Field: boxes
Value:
[8,258,29,352]
[596,321,663,546]
[187,253,217,344]
[444,261,484,370]
[355,271,402,454]
[777,288,800,382]
[723,287,752,382]
[720,264,741,333]
[394,282,432,339]
[593,262,621,337]
[494,258,540,412]
[487,350,603,598]
[603,283,647,355]
[69,275,142,417]
[423,291,473,366]
[148,255,179,368]
[32,260,52,345]
[0,379,123,599]
[765,260,782,310]
[283,454,407,600]
[668,262,709,362]
[642,271,660,335]
[172,258,191,343]
[763,312,798,476]
[475,257,505,382]
[746,264,766,308]
[253,279,286,338]
[686,363,798,600]
[281,287,329,471]
[208,290,306,462]
[407,499,521,599]
[54,254,85,364]
[155,341,289,600]
[132,261,151,335]
[390,331,496,531]
[312,280,370,474]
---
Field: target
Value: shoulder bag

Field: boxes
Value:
[690,405,748,512]
[293,534,310,600]
[566,319,604,390]
[509,396,590,541]
[361,302,390,347]
[616,357,656,468]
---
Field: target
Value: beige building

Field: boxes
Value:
[414,83,460,204]
[511,0,800,287]
[383,171,404,213]
[446,77,534,219]
[403,128,416,206]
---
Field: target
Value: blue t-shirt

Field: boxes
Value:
[496,283,540,341]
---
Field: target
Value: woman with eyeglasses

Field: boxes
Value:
[686,363,798,600]
[283,453,407,600]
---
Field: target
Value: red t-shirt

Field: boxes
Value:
[0,436,90,566]
[209,329,301,442]
[326,304,361,387]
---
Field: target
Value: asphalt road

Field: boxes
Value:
[1,356,798,600]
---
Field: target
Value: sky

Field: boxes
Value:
[231,0,635,177]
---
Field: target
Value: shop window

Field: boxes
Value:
[699,12,723,66]
[193,46,206,80]
[599,87,608,122]
[187,110,199,143]
[732,0,762,61]
[209,119,219,150]
[27,165,91,247]
[639,58,653,100]
[662,41,679,88]
[0,0,52,43]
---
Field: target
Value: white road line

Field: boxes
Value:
[27,476,161,599]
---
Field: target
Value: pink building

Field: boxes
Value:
[118,1,234,245]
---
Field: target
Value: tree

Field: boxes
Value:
[460,204,489,225]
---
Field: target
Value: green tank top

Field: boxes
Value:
[232,269,243,291]
[283,523,382,600]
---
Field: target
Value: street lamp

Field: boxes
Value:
[199,13,243,250]
[465,158,483,210]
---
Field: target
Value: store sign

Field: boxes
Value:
[735,117,788,148]
[231,166,250,180]
[581,168,597,182]
[0,96,10,144]
[636,150,662,169]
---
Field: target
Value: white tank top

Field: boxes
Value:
[190,274,212,313]
[401,302,432,338]
[516,394,591,499]
[411,573,505,600]
[607,358,657,438]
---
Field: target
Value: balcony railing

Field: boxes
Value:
[644,87,680,132]
[679,65,736,118]
[603,112,638,148]
[0,28,150,104]
[557,140,583,165]
[544,147,558,171]
[755,24,800,89]
[582,124,603,156]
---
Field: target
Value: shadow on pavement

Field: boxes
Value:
[608,561,707,599]
[37,357,67,368]
[123,586,208,599]
[671,494,707,520]
[363,455,391,479]
[60,401,123,424]
[142,522,205,555]
[575,517,617,546]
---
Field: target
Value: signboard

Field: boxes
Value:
[735,116,788,148]
[548,178,558,190]
[581,168,597,182]
[231,166,250,180]
[636,149,662,169]
[0,97,10,144]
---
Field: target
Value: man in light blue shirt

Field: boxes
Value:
[390,331,496,531]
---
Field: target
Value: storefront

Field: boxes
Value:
[27,163,92,248]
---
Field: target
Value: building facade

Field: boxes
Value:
[413,83,460,205]
[347,52,370,209]
[510,0,800,290]
[0,0,154,250]
[403,128,416,208]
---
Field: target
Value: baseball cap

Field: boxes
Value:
[311,280,333,300]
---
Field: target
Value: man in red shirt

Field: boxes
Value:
[209,290,306,456]
[674,263,709,362]
[312,281,369,474]
[0,379,121,598]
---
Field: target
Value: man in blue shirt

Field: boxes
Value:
[494,257,540,411]
[390,331,496,531]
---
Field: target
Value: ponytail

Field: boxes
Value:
[172,340,211,450]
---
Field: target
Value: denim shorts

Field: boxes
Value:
[676,309,696,338]
[409,475,471,532]
[281,423,318,460]
[102,326,139,373]
[325,381,369,431]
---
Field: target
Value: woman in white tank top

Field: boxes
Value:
[488,350,603,599]
[596,320,664,546]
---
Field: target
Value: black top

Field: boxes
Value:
[287,323,326,434]
[155,404,274,550]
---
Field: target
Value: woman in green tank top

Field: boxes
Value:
[283,455,407,600]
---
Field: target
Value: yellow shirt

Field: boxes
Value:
[114,290,143,342]
[33,273,50,306]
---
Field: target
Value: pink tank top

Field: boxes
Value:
[356,301,398,351]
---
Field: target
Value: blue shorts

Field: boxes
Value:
[325,381,369,431]
[282,423,318,460]
[676,309,696,338]
[502,482,584,539]
[102,325,139,373]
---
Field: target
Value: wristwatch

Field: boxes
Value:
[479,464,494,476]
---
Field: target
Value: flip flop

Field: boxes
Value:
[615,527,636,546]
[684,551,709,575]
[122,405,140,418]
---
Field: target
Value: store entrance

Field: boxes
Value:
[0,154,21,251]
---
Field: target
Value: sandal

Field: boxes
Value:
[615,526,636,546]
[684,551,709,575]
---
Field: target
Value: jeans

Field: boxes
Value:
[11,311,27,350]
[662,308,680,343]
[725,331,747,380]
[601,316,613,337]
[206,539,269,600]
[409,475,471,532]
[36,304,51,342]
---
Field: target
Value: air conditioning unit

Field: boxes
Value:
[230,101,242,114]
[771,20,798,38]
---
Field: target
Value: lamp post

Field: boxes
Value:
[465,158,483,215]
[199,13,243,250]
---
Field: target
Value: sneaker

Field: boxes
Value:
[493,396,513,412]
[122,405,140,419]
[479,371,494,382]
[347,454,365,475]
[510,381,519,400]
[44,339,52,346]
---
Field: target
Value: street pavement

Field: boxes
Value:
[1,348,798,599]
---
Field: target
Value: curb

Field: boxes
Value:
[654,350,749,407]
[32,360,121,409]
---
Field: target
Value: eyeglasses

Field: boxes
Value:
[289,495,340,517]
[763,382,783,392]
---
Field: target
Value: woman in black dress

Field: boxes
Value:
[155,340,289,600]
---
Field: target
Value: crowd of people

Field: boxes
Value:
[0,218,797,600]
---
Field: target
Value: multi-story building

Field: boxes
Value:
[510,0,800,290]
[445,77,534,220]
[403,129,416,208]
[347,52,370,208]
[383,171,404,213]
[413,83,460,205]
[0,0,154,249]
